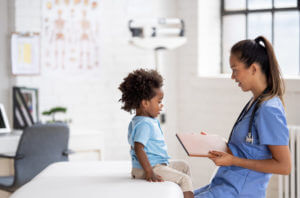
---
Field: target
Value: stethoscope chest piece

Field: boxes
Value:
[245,132,254,144]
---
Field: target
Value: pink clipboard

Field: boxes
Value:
[176,133,228,157]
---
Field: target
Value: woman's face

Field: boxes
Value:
[230,54,253,92]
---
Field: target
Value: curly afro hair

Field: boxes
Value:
[119,69,163,113]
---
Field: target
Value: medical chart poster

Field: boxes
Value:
[42,0,100,72]
[11,34,40,75]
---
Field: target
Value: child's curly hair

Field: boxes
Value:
[119,69,163,113]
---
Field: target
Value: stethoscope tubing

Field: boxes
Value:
[228,89,269,144]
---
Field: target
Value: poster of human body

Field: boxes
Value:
[42,0,100,71]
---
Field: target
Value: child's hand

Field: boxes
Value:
[145,171,164,182]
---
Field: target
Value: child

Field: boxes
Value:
[119,69,194,198]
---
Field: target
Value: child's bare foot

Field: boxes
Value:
[184,191,194,198]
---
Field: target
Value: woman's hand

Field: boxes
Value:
[145,171,164,182]
[208,150,235,166]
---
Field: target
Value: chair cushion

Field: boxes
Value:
[0,176,14,187]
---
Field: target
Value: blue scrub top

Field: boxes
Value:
[194,97,289,198]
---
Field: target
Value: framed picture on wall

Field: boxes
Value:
[11,33,40,75]
[13,86,39,129]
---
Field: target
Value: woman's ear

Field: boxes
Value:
[250,63,259,75]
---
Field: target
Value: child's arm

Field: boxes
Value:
[134,142,163,182]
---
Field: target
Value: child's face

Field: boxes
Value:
[145,88,164,118]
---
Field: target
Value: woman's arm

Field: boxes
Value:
[134,142,163,182]
[209,145,291,175]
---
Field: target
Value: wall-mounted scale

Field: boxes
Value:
[128,18,187,123]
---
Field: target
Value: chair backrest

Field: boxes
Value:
[13,123,69,189]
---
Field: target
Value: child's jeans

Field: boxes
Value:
[131,160,193,192]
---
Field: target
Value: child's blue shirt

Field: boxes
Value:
[128,116,170,169]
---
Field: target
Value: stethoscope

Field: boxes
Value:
[228,89,269,144]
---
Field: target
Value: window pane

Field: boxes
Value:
[225,0,246,11]
[222,15,246,73]
[248,0,272,10]
[248,13,272,41]
[274,11,299,75]
[274,0,297,8]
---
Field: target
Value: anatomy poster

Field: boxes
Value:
[42,0,100,71]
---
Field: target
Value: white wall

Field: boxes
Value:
[0,0,14,125]
[198,0,221,75]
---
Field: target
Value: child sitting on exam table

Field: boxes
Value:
[119,69,194,198]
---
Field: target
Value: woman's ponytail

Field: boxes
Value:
[255,36,285,106]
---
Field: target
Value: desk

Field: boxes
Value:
[11,161,183,198]
[0,131,22,156]
[0,130,103,161]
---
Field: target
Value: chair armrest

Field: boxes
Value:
[15,154,25,160]
[62,149,75,156]
[0,153,16,159]
[0,153,25,160]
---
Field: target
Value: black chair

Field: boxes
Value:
[0,123,71,192]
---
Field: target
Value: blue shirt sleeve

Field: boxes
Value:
[133,122,152,146]
[255,102,289,145]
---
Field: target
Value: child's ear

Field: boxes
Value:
[141,99,149,108]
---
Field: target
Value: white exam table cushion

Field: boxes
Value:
[11,161,183,198]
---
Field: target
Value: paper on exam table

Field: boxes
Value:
[176,133,228,157]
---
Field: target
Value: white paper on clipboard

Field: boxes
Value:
[176,133,228,157]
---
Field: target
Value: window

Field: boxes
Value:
[221,0,300,75]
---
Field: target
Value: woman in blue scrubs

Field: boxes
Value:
[194,36,291,198]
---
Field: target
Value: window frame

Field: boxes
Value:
[220,0,300,74]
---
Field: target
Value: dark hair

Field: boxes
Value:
[231,36,285,105]
[118,69,163,113]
